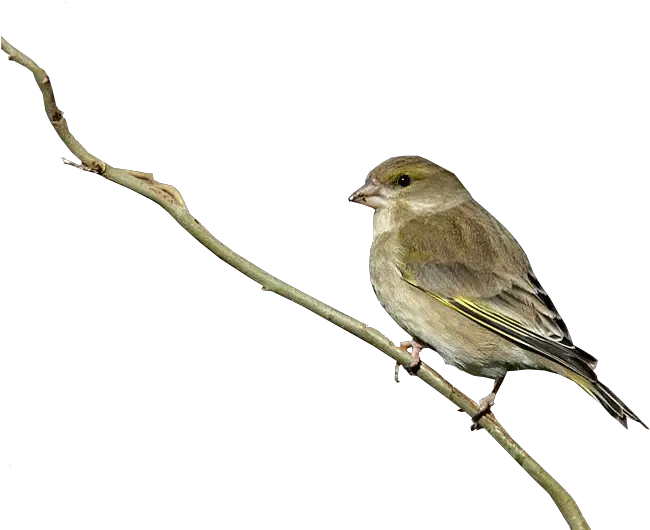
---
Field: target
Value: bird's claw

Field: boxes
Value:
[395,340,424,382]
[389,339,422,383]
[470,395,496,431]
[399,340,422,375]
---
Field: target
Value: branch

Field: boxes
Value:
[1,37,590,530]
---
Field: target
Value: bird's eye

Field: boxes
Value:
[397,174,411,187]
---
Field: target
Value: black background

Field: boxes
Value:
[0,8,650,528]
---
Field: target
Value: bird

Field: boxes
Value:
[349,155,647,430]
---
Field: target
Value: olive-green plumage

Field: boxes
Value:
[350,155,646,429]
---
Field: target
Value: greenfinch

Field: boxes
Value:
[350,156,647,430]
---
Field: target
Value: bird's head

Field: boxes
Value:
[349,156,469,211]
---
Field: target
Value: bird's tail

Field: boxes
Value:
[570,374,648,429]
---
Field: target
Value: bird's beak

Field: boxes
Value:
[348,182,387,209]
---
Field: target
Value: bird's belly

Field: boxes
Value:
[370,259,535,379]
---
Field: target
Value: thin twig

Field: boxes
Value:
[62,157,101,173]
[1,37,590,530]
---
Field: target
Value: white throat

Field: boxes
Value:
[372,205,402,240]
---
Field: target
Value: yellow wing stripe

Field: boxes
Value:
[454,297,539,339]
[456,298,520,326]
[429,294,535,351]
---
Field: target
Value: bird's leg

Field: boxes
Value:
[472,378,503,429]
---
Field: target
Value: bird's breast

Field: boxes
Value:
[369,232,429,340]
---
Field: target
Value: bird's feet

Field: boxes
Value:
[394,340,424,382]
[400,340,423,371]
[470,394,496,431]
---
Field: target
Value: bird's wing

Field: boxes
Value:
[397,201,598,380]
